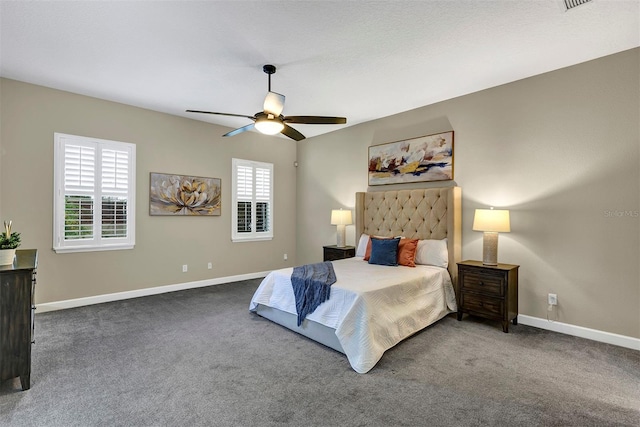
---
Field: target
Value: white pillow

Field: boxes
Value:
[355,234,369,257]
[415,238,448,268]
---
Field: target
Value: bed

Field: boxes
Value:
[250,187,462,373]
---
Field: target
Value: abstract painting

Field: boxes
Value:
[368,131,454,186]
[150,173,221,216]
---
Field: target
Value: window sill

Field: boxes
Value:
[231,236,273,243]
[54,244,135,254]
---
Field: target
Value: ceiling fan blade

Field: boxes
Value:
[284,116,347,125]
[186,110,255,120]
[263,92,285,116]
[223,123,256,138]
[281,124,305,141]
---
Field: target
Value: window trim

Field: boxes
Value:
[53,133,136,253]
[231,158,274,242]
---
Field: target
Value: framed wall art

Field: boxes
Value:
[368,131,454,186]
[149,172,221,216]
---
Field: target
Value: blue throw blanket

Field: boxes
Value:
[291,261,337,326]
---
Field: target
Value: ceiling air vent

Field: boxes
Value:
[563,0,593,11]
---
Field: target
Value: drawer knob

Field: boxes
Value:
[479,281,484,286]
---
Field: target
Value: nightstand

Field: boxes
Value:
[323,245,355,262]
[456,260,519,333]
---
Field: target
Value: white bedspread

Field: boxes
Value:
[249,257,457,373]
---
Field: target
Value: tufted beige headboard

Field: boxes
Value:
[355,187,462,291]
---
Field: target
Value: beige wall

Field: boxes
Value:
[2,49,638,340]
[0,79,297,303]
[296,48,640,339]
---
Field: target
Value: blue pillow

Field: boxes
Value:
[368,237,400,266]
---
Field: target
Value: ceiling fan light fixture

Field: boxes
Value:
[254,116,284,135]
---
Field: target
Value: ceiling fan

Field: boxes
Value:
[186,64,347,141]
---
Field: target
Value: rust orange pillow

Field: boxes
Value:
[397,238,419,267]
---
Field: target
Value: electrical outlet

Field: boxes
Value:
[548,293,557,306]
[207,262,212,270]
[182,264,188,273]
[284,253,288,260]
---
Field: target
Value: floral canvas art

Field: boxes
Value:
[150,173,221,216]
[368,131,454,185]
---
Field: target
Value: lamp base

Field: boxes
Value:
[482,232,499,266]
[336,224,347,248]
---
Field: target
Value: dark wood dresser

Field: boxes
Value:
[323,245,356,262]
[456,260,519,333]
[0,249,38,390]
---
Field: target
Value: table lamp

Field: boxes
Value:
[330,209,352,248]
[472,208,510,266]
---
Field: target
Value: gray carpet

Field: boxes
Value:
[1,279,638,426]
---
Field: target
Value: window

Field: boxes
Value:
[232,158,273,242]
[53,133,136,253]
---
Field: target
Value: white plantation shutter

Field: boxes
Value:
[232,158,273,241]
[63,143,96,240]
[255,166,271,233]
[236,165,253,233]
[64,145,95,193]
[236,165,253,199]
[255,167,270,201]
[54,133,136,253]
[102,149,129,195]
[101,148,130,239]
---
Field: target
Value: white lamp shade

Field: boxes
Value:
[263,91,285,116]
[330,209,353,225]
[472,209,511,233]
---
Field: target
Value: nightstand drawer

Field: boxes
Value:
[462,293,504,318]
[460,271,504,297]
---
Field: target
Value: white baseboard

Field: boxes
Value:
[518,315,640,351]
[37,271,270,313]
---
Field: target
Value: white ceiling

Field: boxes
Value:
[1,0,638,140]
